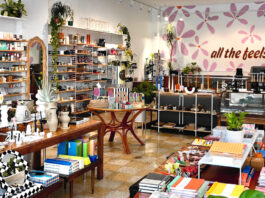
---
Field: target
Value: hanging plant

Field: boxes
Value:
[165,23,176,72]
[0,0,27,18]
[49,2,73,89]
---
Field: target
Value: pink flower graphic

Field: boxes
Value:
[162,20,195,56]
[163,6,196,22]
[256,2,265,17]
[196,8,219,34]
[238,25,262,44]
[223,3,249,27]
[262,64,265,66]
[226,61,243,72]
[202,59,217,72]
[189,36,208,60]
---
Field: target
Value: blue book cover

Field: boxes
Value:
[58,141,68,156]
[45,159,72,166]
[68,142,77,156]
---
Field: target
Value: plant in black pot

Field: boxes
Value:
[224,111,247,143]
[0,0,27,18]
[67,9,74,26]
[133,81,156,104]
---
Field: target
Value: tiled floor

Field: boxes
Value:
[48,112,195,198]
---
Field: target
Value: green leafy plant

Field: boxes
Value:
[117,23,131,49]
[182,62,201,74]
[0,0,27,18]
[224,112,247,131]
[49,2,73,89]
[165,24,176,71]
[239,189,264,198]
[133,81,157,104]
[2,157,24,177]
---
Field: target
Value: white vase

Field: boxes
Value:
[60,111,70,129]
[226,129,244,143]
[4,170,25,186]
[45,102,57,120]
[47,108,58,132]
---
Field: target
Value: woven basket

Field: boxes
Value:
[88,99,109,109]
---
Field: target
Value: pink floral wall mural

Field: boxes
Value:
[238,25,262,44]
[161,2,265,74]
[163,6,195,23]
[223,3,249,27]
[196,8,219,34]
[202,59,217,72]
[226,61,244,72]
[256,2,265,17]
[189,36,208,60]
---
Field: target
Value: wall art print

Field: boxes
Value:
[161,2,265,75]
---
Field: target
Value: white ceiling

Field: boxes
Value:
[135,0,258,8]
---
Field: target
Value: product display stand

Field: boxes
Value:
[155,92,219,136]
[198,130,263,184]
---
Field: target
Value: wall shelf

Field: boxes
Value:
[57,65,76,67]
[0,15,27,21]
[57,89,76,94]
[0,80,26,84]
[58,99,76,104]
[76,88,93,93]
[75,98,92,103]
[0,60,27,63]
[0,70,26,74]
[4,93,27,97]
[0,50,25,52]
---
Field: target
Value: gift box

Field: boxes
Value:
[29,171,59,188]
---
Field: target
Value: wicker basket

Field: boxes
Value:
[88,99,109,109]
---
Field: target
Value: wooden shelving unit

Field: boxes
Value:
[0,38,28,101]
[75,98,92,103]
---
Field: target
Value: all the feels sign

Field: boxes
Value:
[211,47,265,60]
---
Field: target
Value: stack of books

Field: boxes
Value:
[168,176,209,198]
[206,182,245,198]
[256,167,265,194]
[44,158,79,175]
[29,172,59,187]
[138,173,172,194]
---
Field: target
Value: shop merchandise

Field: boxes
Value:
[206,182,245,198]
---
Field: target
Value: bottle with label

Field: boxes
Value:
[10,53,14,61]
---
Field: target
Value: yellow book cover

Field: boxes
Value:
[230,185,245,197]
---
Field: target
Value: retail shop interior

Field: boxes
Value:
[0,0,265,197]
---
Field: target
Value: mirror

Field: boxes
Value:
[27,37,47,101]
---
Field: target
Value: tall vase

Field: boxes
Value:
[45,102,57,120]
[47,108,58,132]
[60,111,70,129]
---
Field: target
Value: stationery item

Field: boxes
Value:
[89,140,95,156]
[68,140,82,157]
[58,141,68,155]
[207,182,244,197]
[29,171,59,187]
[83,143,88,157]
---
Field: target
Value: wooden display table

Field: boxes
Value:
[87,106,149,154]
[1,120,104,197]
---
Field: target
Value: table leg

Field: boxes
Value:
[129,127,145,146]
[33,150,41,170]
[109,131,116,142]
[97,126,104,179]
[70,181,73,198]
[121,131,130,154]
[239,168,241,185]
[91,168,95,194]
[198,164,200,179]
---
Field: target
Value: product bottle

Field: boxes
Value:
[10,53,14,61]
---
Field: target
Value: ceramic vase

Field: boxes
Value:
[226,129,244,143]
[60,111,70,129]
[47,108,58,132]
[45,102,57,120]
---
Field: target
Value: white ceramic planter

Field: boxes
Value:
[4,171,25,186]
[226,129,244,143]
[135,111,146,123]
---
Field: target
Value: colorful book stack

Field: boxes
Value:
[29,172,59,187]
[138,173,172,194]
[256,167,265,194]
[44,159,74,175]
[167,176,209,198]
[206,182,245,198]
[57,138,96,165]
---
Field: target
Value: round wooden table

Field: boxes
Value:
[87,106,149,154]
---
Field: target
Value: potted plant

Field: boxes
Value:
[182,62,201,74]
[2,157,25,186]
[133,81,156,104]
[0,0,27,18]
[49,2,73,89]
[165,24,176,73]
[224,112,247,143]
[67,10,74,26]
